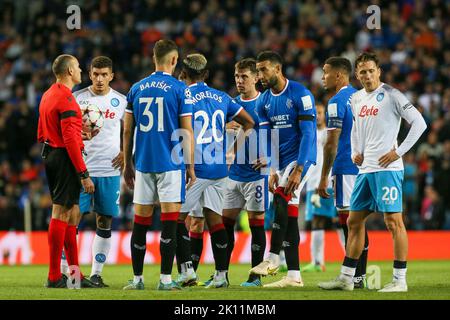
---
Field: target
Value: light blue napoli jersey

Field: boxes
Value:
[191,82,243,179]
[228,93,266,182]
[126,71,193,173]
[326,85,359,175]
[256,79,317,170]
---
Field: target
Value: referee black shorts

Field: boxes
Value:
[44,147,81,207]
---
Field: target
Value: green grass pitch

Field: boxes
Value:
[0,261,449,300]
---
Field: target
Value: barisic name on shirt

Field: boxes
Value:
[271,114,292,129]
[140,81,171,92]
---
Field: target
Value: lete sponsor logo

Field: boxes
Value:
[359,105,379,117]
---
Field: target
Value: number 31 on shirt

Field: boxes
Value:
[139,97,164,132]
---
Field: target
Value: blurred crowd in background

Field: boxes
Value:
[0,0,449,231]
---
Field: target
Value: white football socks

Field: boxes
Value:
[268,252,280,266]
[90,232,111,277]
[160,274,172,285]
[287,270,301,282]
[311,230,324,266]
[393,268,407,284]
[336,228,346,252]
[61,250,69,275]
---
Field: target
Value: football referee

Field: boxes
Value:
[38,54,95,288]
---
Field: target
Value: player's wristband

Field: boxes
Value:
[79,170,89,179]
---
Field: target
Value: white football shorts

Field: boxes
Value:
[223,177,268,212]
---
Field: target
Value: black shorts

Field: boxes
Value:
[44,147,81,207]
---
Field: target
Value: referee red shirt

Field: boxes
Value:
[37,83,87,173]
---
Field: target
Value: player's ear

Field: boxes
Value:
[67,65,73,77]
[171,54,177,67]
[110,72,114,81]
[275,63,281,73]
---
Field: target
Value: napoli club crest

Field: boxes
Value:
[111,98,120,107]
[376,93,384,102]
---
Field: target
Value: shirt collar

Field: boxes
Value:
[189,82,207,87]
[151,71,172,76]
[270,79,289,96]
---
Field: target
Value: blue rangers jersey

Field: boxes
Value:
[126,71,193,173]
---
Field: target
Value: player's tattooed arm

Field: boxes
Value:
[122,112,135,189]
[180,115,196,189]
[318,128,341,198]
[230,109,255,157]
[268,169,279,193]
[285,164,302,195]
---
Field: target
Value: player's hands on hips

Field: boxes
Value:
[252,157,269,170]
[352,153,364,166]
[285,168,301,196]
[268,172,279,193]
[317,176,330,198]
[81,177,95,194]
[124,163,135,190]
[379,149,400,168]
[112,151,124,171]
[226,121,241,132]
[226,151,235,167]
[186,167,196,190]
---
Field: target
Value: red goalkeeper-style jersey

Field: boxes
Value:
[37,83,87,173]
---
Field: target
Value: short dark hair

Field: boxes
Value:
[90,56,113,71]
[355,52,379,68]
[153,39,178,64]
[235,58,257,74]
[256,51,283,66]
[52,54,75,77]
[324,57,352,75]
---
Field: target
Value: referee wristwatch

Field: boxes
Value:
[79,170,90,179]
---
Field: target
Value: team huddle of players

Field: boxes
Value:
[69,39,426,293]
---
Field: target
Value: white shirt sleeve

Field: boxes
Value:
[350,96,363,158]
[393,89,427,157]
